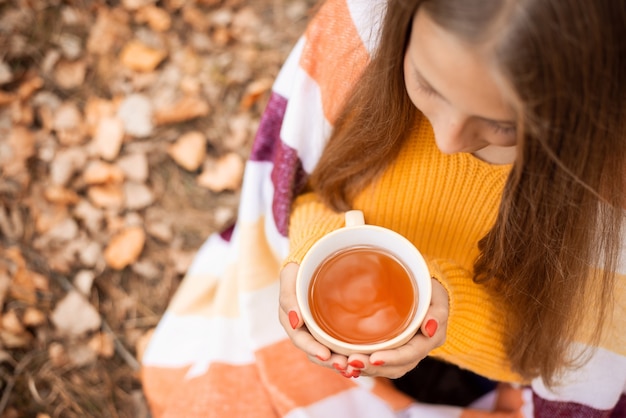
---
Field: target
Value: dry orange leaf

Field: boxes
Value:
[6,248,50,305]
[87,184,125,208]
[83,160,125,185]
[136,5,171,32]
[104,226,146,270]
[54,59,87,90]
[196,153,244,192]
[119,40,167,72]
[240,78,273,110]
[167,131,206,171]
[44,186,80,205]
[88,332,115,358]
[85,97,117,135]
[153,96,210,126]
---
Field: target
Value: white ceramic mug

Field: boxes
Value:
[295,210,432,355]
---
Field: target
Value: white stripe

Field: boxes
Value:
[531,344,626,409]
[285,388,398,418]
[142,313,254,368]
[241,281,289,350]
[273,36,306,100]
[238,161,273,224]
[185,232,233,277]
[280,68,332,174]
[347,0,387,55]
[238,160,289,257]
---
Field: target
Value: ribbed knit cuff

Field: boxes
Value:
[283,192,344,267]
[426,258,524,383]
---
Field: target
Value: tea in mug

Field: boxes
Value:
[308,246,417,345]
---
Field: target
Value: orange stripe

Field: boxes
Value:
[370,377,415,411]
[142,366,191,418]
[256,339,355,414]
[147,362,278,418]
[300,0,370,123]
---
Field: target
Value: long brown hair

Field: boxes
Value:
[310,0,626,385]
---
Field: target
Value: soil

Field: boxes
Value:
[0,0,316,416]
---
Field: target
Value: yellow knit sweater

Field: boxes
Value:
[286,119,525,383]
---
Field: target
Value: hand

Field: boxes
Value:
[342,278,449,378]
[279,262,450,379]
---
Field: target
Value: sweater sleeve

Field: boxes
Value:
[286,191,522,383]
[285,192,345,265]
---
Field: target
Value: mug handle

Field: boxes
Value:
[345,210,365,227]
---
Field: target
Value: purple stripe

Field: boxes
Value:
[609,394,626,418]
[271,140,308,237]
[219,224,235,242]
[249,92,288,162]
[533,392,623,418]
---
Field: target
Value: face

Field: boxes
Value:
[404,8,519,164]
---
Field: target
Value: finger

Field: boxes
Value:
[278,262,302,329]
[281,319,332,361]
[419,278,449,340]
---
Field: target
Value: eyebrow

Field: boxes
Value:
[411,62,516,126]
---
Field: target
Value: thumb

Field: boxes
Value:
[279,262,302,329]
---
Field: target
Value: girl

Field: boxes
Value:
[142,1,625,416]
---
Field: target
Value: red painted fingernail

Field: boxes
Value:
[349,360,364,369]
[341,371,352,378]
[288,310,299,329]
[372,360,385,366]
[351,370,361,378]
[333,363,345,371]
[425,319,438,338]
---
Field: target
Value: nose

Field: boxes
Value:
[431,115,471,154]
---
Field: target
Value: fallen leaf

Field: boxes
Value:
[116,152,149,182]
[104,226,146,269]
[83,160,125,185]
[0,125,35,179]
[6,247,50,304]
[22,307,46,327]
[122,0,156,11]
[73,270,95,295]
[197,152,244,192]
[44,186,80,205]
[124,182,154,210]
[87,332,115,358]
[53,102,86,145]
[92,116,125,160]
[119,40,167,72]
[87,184,125,209]
[167,131,206,171]
[87,7,131,55]
[85,97,117,136]
[117,94,154,138]
[51,290,101,336]
[240,78,273,110]
[48,342,68,367]
[153,96,210,126]
[54,59,87,90]
[49,147,88,185]
[136,5,171,32]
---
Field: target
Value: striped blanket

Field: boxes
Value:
[141,1,626,417]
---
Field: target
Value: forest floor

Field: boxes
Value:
[0,0,315,416]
